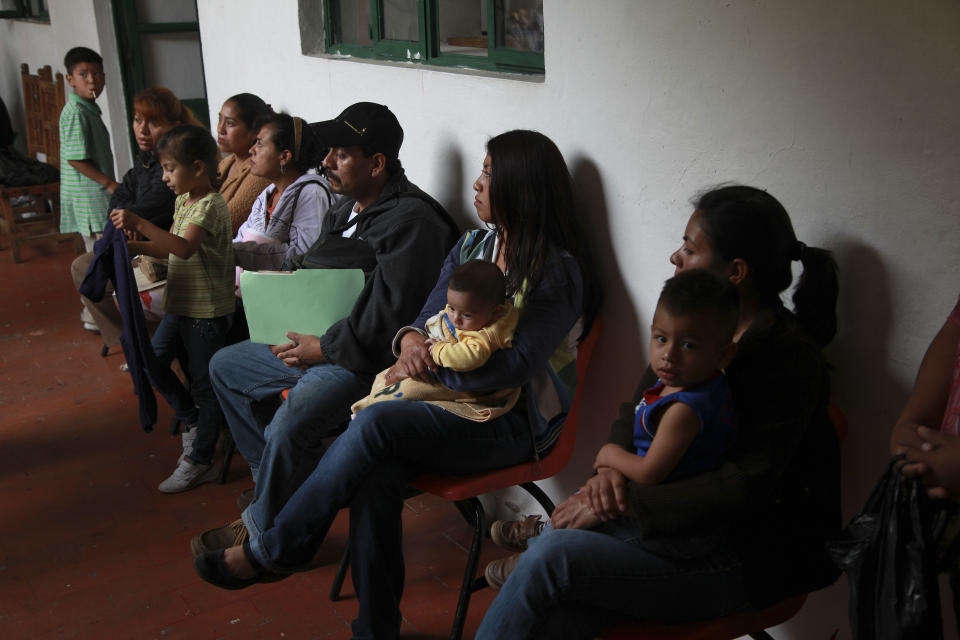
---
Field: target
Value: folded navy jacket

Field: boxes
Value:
[79,223,164,431]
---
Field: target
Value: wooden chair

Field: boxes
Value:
[599,405,849,640]
[0,64,83,262]
[323,320,602,640]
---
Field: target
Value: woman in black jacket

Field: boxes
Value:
[478,185,841,639]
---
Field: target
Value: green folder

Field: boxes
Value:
[240,269,365,345]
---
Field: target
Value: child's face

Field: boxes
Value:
[446,288,497,332]
[159,153,199,196]
[649,305,734,389]
[66,62,105,101]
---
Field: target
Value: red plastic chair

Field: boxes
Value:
[599,404,848,640]
[323,320,602,640]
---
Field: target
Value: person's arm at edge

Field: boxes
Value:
[892,318,958,456]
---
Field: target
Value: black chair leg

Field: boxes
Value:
[218,434,234,485]
[519,481,556,516]
[100,344,109,358]
[330,546,351,601]
[449,497,485,640]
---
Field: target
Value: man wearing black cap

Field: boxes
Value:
[200,102,459,555]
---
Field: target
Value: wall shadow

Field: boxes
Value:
[434,141,475,233]
[554,156,646,491]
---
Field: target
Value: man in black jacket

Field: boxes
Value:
[196,103,459,553]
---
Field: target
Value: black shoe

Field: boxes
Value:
[194,543,285,590]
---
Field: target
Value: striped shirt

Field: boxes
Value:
[163,192,235,318]
[59,92,114,235]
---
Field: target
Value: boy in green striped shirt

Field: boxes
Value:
[59,46,117,251]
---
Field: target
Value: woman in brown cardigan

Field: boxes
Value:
[215,93,272,234]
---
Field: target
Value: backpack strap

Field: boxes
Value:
[285,175,334,218]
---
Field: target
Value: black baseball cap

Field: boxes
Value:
[312,102,403,159]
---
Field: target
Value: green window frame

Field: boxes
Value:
[323,0,544,75]
[0,0,50,22]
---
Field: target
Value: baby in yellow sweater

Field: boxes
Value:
[351,259,519,421]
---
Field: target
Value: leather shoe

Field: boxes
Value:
[194,543,284,590]
[191,519,249,556]
[484,553,521,590]
[490,515,544,552]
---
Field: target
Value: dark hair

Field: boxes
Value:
[254,112,328,174]
[693,185,838,347]
[486,130,600,335]
[134,88,202,127]
[359,144,403,177]
[156,124,219,184]
[224,93,271,131]
[449,259,507,308]
[658,269,740,344]
[64,47,102,74]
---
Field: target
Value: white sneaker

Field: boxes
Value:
[158,458,219,493]
[178,427,197,465]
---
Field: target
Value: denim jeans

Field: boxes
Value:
[208,339,372,538]
[249,400,533,639]
[475,518,750,639]
[149,313,232,465]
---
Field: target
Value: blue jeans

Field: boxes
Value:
[150,313,232,465]
[476,519,750,639]
[249,400,533,639]
[208,339,372,537]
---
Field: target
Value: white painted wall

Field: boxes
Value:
[0,0,939,636]
[0,0,132,174]
[197,0,960,636]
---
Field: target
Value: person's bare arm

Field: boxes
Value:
[111,209,204,260]
[894,318,960,487]
[594,402,700,485]
[68,159,118,193]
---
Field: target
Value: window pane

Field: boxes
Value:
[438,0,487,57]
[141,32,206,100]
[496,0,543,52]
[332,0,372,46]
[0,0,20,12]
[381,0,418,42]
[135,0,197,23]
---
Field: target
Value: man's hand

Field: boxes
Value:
[393,331,436,383]
[272,332,325,368]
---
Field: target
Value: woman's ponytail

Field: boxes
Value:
[793,244,839,348]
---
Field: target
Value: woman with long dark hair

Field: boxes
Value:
[214,93,272,234]
[192,129,598,638]
[477,185,841,638]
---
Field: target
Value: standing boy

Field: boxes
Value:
[59,46,117,252]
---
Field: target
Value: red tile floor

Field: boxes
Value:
[0,241,505,639]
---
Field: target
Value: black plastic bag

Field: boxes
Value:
[828,455,953,640]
